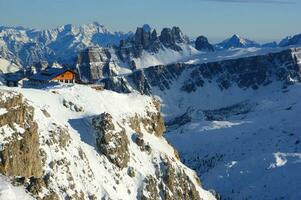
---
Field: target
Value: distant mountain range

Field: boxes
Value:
[0,22,301,81]
[0,22,133,67]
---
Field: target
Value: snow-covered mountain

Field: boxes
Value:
[216,34,260,49]
[0,23,202,83]
[2,22,301,199]
[0,22,132,67]
[99,47,301,199]
[0,85,216,200]
[75,25,200,82]
[279,33,301,47]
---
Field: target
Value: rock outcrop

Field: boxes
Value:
[92,112,130,169]
[159,27,187,51]
[195,36,214,52]
[75,25,190,82]
[129,99,165,137]
[117,25,188,60]
[140,158,202,200]
[0,92,42,178]
[76,47,117,82]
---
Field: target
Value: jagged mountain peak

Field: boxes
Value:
[228,34,251,44]
[195,35,214,52]
[142,24,152,32]
[279,33,301,47]
[217,34,260,49]
[231,34,240,39]
[81,21,110,33]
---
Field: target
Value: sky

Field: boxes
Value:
[0,0,300,43]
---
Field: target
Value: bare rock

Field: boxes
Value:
[195,36,214,52]
[141,175,160,200]
[92,113,130,169]
[129,99,165,137]
[0,92,43,178]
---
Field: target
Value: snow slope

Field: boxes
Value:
[0,84,215,200]
[0,175,34,200]
[132,44,199,70]
[165,83,301,199]
[182,45,301,66]
[99,46,301,199]
[132,44,301,72]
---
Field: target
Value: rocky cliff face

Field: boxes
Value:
[100,48,301,95]
[92,112,130,169]
[118,25,188,57]
[0,92,42,178]
[115,25,189,69]
[75,25,193,81]
[76,47,118,82]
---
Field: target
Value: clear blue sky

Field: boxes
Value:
[0,0,300,43]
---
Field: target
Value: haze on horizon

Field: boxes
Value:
[0,0,300,43]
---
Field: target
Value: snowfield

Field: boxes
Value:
[165,83,301,200]
[0,175,34,200]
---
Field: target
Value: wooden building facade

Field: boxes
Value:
[29,68,76,84]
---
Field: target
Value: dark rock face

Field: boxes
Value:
[99,63,186,94]
[159,27,186,51]
[100,76,132,94]
[128,70,152,95]
[195,36,214,52]
[116,26,188,68]
[115,26,162,70]
[203,101,253,121]
[100,48,301,95]
[92,112,130,169]
[76,47,115,82]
